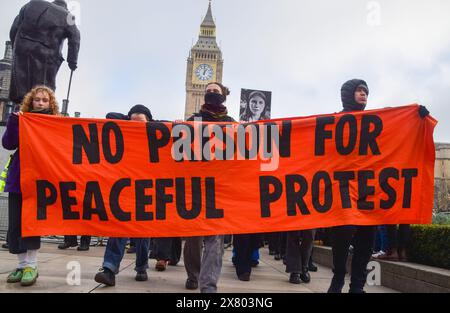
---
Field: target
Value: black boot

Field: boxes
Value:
[94,268,116,286]
[308,258,318,272]
[77,236,90,251]
[289,272,301,284]
[185,279,198,290]
[238,272,251,281]
[135,270,148,282]
[77,242,90,251]
[300,267,311,283]
[58,241,77,250]
[327,274,345,293]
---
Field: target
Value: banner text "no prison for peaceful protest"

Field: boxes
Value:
[19,104,437,237]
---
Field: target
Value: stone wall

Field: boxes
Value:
[435,143,450,212]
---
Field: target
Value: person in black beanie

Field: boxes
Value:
[327,79,375,293]
[104,104,154,122]
[94,104,153,287]
[61,104,155,253]
[127,104,153,122]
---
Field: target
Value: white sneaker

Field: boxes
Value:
[372,251,386,258]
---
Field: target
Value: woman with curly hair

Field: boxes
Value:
[2,85,59,287]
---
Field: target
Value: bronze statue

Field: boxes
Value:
[9,0,80,104]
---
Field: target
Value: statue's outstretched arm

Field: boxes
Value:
[66,24,81,69]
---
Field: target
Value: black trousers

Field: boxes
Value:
[386,224,410,250]
[268,232,287,256]
[154,237,182,263]
[331,225,376,292]
[64,235,91,246]
[285,229,316,273]
[8,193,40,254]
[233,233,262,276]
[224,235,232,245]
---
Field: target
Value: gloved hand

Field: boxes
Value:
[419,105,430,119]
[68,62,78,71]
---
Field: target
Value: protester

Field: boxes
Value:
[58,236,91,251]
[183,82,234,293]
[268,232,287,262]
[232,234,262,281]
[285,229,316,284]
[126,238,137,254]
[3,86,60,286]
[374,225,411,261]
[327,79,377,293]
[223,235,232,249]
[153,237,182,271]
[372,226,389,258]
[327,80,430,293]
[94,104,153,287]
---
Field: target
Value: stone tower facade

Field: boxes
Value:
[435,143,450,212]
[184,1,223,120]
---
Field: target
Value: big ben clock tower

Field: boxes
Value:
[184,1,223,119]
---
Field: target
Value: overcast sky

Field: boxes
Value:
[1,0,449,141]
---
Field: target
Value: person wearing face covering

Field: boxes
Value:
[187,82,235,122]
[183,82,235,293]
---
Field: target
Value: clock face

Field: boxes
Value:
[195,64,214,81]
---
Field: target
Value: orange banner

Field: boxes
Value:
[20,104,437,237]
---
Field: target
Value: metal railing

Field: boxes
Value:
[0,194,7,240]
[0,194,106,245]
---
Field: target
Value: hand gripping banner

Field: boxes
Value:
[19,104,437,237]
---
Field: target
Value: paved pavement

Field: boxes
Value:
[0,242,397,293]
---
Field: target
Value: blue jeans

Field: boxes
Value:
[103,237,150,274]
[251,249,259,262]
[232,248,259,261]
[374,226,389,252]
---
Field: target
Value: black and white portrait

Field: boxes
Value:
[239,89,272,122]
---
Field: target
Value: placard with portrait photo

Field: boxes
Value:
[240,89,272,122]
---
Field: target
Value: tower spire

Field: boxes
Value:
[201,0,215,28]
[185,0,223,120]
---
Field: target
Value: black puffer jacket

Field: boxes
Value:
[341,79,369,112]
